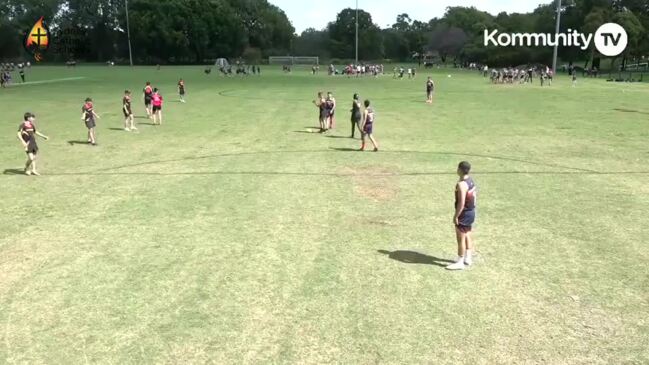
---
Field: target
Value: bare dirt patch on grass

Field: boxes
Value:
[340,166,400,202]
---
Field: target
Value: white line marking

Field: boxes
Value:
[8,77,86,86]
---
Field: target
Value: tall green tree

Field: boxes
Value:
[327,8,383,60]
[292,28,330,58]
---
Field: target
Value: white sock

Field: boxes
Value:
[456,255,464,263]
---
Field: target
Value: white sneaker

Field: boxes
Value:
[464,251,473,266]
[124,128,130,131]
[446,261,465,271]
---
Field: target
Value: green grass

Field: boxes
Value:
[0,65,648,364]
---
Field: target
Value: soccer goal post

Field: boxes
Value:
[268,56,319,65]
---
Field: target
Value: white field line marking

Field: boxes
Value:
[9,77,86,86]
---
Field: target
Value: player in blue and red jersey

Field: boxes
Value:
[359,99,378,152]
[447,161,478,270]
[326,92,336,129]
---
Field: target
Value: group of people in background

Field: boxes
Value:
[488,65,554,86]
[342,64,384,76]
[393,66,418,79]
[205,64,261,76]
[310,64,385,76]
[1,62,29,87]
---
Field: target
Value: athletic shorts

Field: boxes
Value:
[363,123,373,134]
[152,105,162,112]
[179,89,185,95]
[456,210,475,232]
[123,108,132,117]
[351,113,361,123]
[26,139,38,154]
[85,119,96,129]
[144,98,152,106]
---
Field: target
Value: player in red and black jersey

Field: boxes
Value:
[123,90,136,131]
[17,112,49,175]
[178,78,186,103]
[81,97,100,145]
[143,81,153,118]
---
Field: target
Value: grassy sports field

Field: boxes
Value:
[0,65,647,364]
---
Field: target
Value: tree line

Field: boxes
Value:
[298,0,648,69]
[1,0,647,67]
[1,0,294,64]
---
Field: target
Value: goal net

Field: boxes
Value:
[268,56,319,65]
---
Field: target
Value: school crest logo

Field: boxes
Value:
[24,17,50,61]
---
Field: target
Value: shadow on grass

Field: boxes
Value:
[67,140,89,146]
[3,169,25,175]
[325,135,352,139]
[613,108,649,115]
[377,250,454,267]
[330,147,359,152]
[108,128,126,131]
[292,130,321,134]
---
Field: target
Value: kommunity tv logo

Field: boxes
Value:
[484,23,628,57]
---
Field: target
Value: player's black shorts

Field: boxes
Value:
[152,105,161,112]
[85,119,96,129]
[25,139,38,154]
[144,97,152,106]
[123,108,132,117]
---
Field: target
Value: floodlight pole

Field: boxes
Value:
[355,0,359,64]
[125,0,134,66]
[552,0,561,73]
